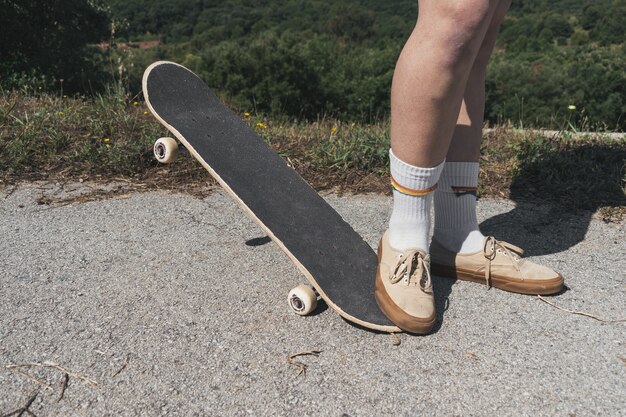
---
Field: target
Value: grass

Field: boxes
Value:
[1,85,162,177]
[1,88,624,221]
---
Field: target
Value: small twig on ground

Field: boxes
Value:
[286,350,321,377]
[56,373,69,403]
[464,352,480,361]
[537,295,626,323]
[6,362,98,387]
[9,369,53,391]
[0,391,38,417]
[389,332,401,346]
[112,354,130,377]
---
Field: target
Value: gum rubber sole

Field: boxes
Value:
[374,276,436,334]
[431,264,564,295]
[374,242,436,334]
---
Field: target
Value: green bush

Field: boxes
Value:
[0,0,110,93]
[486,46,626,130]
[3,0,625,130]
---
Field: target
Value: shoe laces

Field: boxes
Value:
[390,250,432,290]
[483,236,524,288]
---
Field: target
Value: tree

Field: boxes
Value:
[328,7,376,43]
[0,0,110,91]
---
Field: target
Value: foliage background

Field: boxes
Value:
[1,0,625,130]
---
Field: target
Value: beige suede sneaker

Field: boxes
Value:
[430,236,564,295]
[375,230,436,334]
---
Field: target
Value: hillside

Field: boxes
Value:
[103,0,626,129]
[1,0,625,129]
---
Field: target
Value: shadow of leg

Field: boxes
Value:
[479,201,595,256]
[479,137,625,256]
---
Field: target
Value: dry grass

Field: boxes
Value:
[1,89,624,221]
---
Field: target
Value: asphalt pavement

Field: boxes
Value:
[1,182,624,416]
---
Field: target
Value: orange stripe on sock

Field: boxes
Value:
[390,176,438,196]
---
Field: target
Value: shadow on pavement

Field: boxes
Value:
[480,140,625,256]
[309,297,329,317]
[432,275,455,333]
[245,236,272,246]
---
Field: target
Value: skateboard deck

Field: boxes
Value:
[142,61,399,332]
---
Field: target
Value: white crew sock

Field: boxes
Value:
[388,149,444,251]
[433,161,485,253]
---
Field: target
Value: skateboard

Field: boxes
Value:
[142,61,399,332]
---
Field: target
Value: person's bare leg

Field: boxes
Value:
[447,0,512,162]
[387,0,500,251]
[390,0,501,168]
[378,0,505,333]
[433,0,512,253]
[430,0,563,296]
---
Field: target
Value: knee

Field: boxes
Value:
[428,0,494,53]
[443,0,493,36]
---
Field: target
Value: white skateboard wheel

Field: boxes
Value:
[153,137,179,163]
[288,284,317,316]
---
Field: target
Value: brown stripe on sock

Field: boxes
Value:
[451,186,478,197]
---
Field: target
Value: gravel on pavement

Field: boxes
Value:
[0,183,624,416]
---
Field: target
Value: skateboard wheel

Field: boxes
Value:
[153,137,179,163]
[288,284,317,316]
